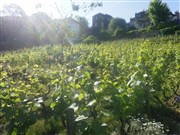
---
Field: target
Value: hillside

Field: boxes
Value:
[0,36,180,134]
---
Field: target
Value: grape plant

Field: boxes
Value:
[0,36,179,134]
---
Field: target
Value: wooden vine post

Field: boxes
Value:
[145,77,151,117]
[66,108,75,135]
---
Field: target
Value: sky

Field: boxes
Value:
[0,0,179,26]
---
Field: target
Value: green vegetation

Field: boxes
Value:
[148,0,173,29]
[0,0,179,51]
[0,36,179,134]
[82,36,98,44]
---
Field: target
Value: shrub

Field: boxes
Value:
[127,30,141,38]
[160,27,174,35]
[82,36,98,44]
[113,28,126,38]
[25,118,61,135]
[160,25,180,35]
[97,30,112,40]
[26,119,45,135]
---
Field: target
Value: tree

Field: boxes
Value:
[34,1,102,45]
[1,4,26,18]
[0,4,31,50]
[0,1,103,51]
[75,16,89,40]
[108,18,127,38]
[60,1,102,44]
[30,12,53,45]
[148,0,173,29]
[108,18,126,31]
[71,2,103,14]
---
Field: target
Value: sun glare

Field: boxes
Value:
[0,0,71,18]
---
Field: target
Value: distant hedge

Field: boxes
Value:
[82,36,98,44]
[160,25,180,35]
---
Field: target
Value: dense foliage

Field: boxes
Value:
[148,0,173,29]
[0,4,89,51]
[0,36,179,134]
[108,18,126,32]
[0,1,180,51]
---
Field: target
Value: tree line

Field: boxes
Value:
[0,4,89,51]
[0,0,180,51]
[86,0,180,43]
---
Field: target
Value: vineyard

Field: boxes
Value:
[0,37,180,134]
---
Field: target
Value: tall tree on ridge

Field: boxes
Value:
[148,0,173,29]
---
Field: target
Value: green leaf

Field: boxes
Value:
[78,93,84,101]
[75,115,88,122]
[12,129,17,135]
[50,102,56,109]
[84,71,90,78]
[15,98,21,103]
[87,99,96,107]
[100,109,111,117]
[0,82,6,87]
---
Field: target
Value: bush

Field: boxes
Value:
[25,118,61,135]
[113,28,126,38]
[127,25,136,31]
[160,25,180,35]
[26,119,45,135]
[160,27,174,35]
[127,30,141,38]
[97,30,112,41]
[82,36,98,44]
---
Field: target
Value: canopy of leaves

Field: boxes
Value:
[0,3,90,50]
[75,16,89,39]
[108,18,126,33]
[148,0,172,29]
[0,4,26,17]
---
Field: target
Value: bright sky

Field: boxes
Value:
[0,0,179,26]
